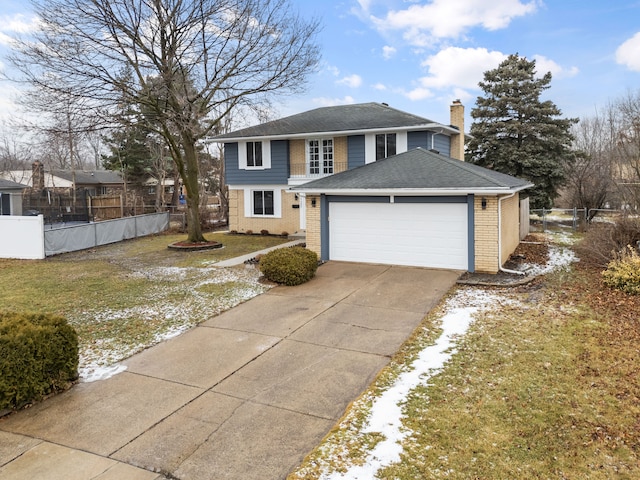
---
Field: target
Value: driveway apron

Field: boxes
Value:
[0,262,460,480]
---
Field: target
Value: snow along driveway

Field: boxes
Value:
[292,236,577,480]
[71,264,272,383]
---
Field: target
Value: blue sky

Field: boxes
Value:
[1,0,640,129]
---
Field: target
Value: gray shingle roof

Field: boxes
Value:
[0,178,27,190]
[51,170,123,185]
[214,103,448,139]
[293,148,533,192]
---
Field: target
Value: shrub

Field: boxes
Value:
[0,312,79,411]
[245,229,253,235]
[281,231,289,237]
[260,229,269,236]
[577,216,640,267]
[602,245,640,294]
[259,246,318,286]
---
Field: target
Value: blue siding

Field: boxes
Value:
[407,130,451,156]
[347,135,365,168]
[407,130,431,150]
[434,134,451,156]
[224,141,289,185]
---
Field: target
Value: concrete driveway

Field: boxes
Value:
[0,262,459,480]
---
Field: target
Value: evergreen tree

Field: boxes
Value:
[466,54,577,208]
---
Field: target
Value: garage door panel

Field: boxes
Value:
[329,202,467,270]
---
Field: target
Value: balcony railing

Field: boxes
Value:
[289,162,348,179]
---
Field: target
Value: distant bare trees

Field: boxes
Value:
[565,89,640,215]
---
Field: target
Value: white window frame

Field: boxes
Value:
[365,131,407,164]
[239,140,271,170]
[243,187,282,218]
[306,138,334,175]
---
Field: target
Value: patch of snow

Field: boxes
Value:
[321,289,507,480]
[523,244,577,276]
[80,363,127,383]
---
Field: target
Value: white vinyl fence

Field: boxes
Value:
[1,212,169,259]
[0,215,45,259]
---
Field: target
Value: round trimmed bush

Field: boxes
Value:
[259,246,318,286]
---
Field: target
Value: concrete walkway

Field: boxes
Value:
[0,261,460,480]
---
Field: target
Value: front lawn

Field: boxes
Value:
[0,232,288,381]
[290,233,640,479]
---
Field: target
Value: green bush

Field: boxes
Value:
[0,312,79,411]
[259,246,318,286]
[602,245,640,294]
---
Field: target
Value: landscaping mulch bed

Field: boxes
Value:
[458,234,549,286]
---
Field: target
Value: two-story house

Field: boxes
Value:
[214,101,532,273]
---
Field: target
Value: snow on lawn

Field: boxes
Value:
[311,237,577,480]
[73,265,271,382]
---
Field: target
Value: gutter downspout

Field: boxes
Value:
[498,192,525,275]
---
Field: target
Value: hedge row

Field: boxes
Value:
[0,312,79,411]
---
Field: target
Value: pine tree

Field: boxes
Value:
[466,54,577,208]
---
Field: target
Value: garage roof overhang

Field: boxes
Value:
[290,186,532,196]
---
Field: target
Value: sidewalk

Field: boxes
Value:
[0,260,459,480]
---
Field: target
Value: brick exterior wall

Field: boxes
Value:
[305,195,321,257]
[474,193,521,273]
[228,187,301,235]
[290,139,306,172]
[500,193,521,263]
[474,195,499,273]
[449,100,465,161]
[334,137,348,172]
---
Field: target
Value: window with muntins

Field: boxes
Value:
[376,133,397,160]
[253,190,274,215]
[308,139,333,175]
[247,141,263,167]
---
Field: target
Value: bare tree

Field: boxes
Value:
[614,90,640,210]
[567,108,616,218]
[10,0,320,242]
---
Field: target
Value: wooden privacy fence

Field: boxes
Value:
[88,195,123,220]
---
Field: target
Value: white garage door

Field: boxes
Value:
[329,201,468,270]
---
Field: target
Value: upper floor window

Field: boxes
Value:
[247,141,263,167]
[308,139,333,175]
[376,133,396,160]
[239,140,270,170]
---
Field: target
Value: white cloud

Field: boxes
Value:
[419,47,507,89]
[370,0,538,46]
[372,83,387,91]
[382,45,396,59]
[337,74,363,88]
[405,87,433,101]
[616,32,640,71]
[312,96,356,107]
[0,14,40,34]
[532,54,578,79]
[326,65,340,77]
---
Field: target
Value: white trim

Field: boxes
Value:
[365,131,408,163]
[397,131,408,153]
[238,141,271,170]
[212,123,460,143]
[242,186,283,218]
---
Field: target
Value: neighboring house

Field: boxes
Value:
[213,101,532,273]
[2,162,124,196]
[0,179,27,215]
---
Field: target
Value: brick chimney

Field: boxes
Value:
[449,99,465,161]
[32,161,45,191]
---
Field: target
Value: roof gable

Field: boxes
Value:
[214,103,452,140]
[293,148,532,193]
[0,178,27,190]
